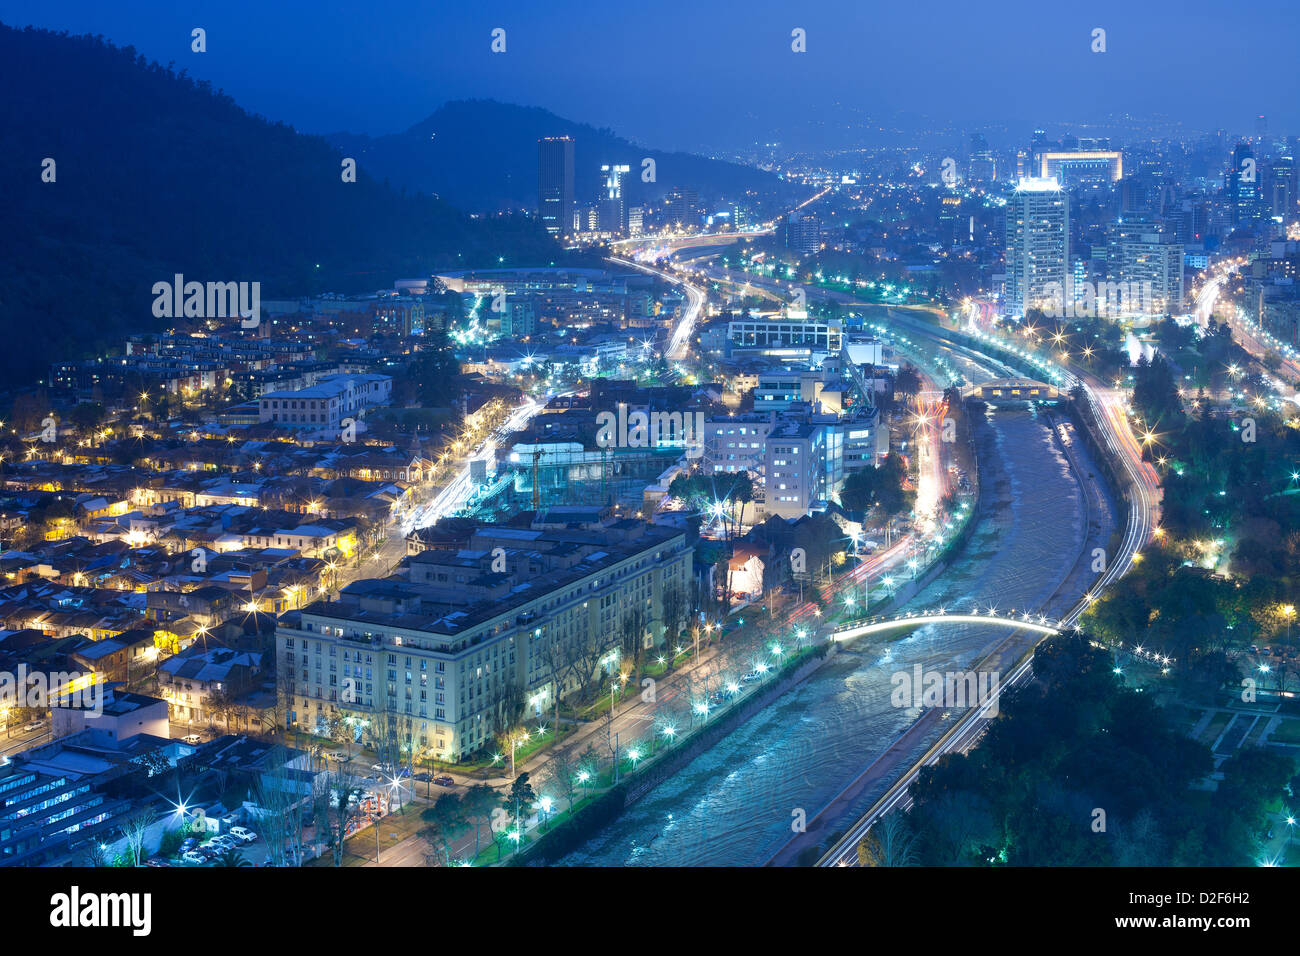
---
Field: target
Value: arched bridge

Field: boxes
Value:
[959,377,1061,401]
[830,609,1064,643]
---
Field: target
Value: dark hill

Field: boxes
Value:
[0,24,566,387]
[327,98,794,213]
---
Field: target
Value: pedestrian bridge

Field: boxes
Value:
[959,377,1061,401]
[830,609,1064,643]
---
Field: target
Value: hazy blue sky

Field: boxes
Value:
[2,0,1294,150]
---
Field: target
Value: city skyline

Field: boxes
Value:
[0,0,1297,152]
[1,4,1299,923]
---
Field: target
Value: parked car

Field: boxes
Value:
[22,720,44,733]
[413,772,433,782]
[179,837,198,853]
[228,826,258,843]
[433,775,455,787]
[181,851,208,865]
[325,751,348,762]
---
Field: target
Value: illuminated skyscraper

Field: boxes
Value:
[1005,177,1069,316]
[538,136,575,238]
[598,163,630,235]
[1268,156,1297,229]
[1228,142,1261,227]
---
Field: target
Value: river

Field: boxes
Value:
[560,362,1116,865]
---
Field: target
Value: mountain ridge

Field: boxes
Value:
[0,24,574,388]
[326,98,794,214]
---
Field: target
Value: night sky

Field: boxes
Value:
[1,0,1295,150]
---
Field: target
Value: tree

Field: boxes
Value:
[120,807,155,867]
[547,747,581,812]
[81,842,111,867]
[857,811,916,867]
[67,401,105,440]
[894,365,922,398]
[540,627,568,739]
[506,772,537,826]
[409,333,461,408]
[491,681,528,759]
[461,784,498,860]
[504,772,537,854]
[205,687,233,733]
[420,792,469,866]
[251,746,299,867]
[620,604,649,686]
[367,709,408,812]
[320,771,364,867]
[563,617,619,704]
[660,581,688,662]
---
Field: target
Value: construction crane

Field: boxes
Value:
[531,448,544,510]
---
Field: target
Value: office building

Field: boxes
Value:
[728,314,843,357]
[538,137,575,239]
[598,164,630,235]
[1037,150,1123,186]
[1229,142,1262,227]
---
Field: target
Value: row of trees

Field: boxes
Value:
[878,633,1296,866]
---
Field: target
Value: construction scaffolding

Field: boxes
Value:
[486,441,684,511]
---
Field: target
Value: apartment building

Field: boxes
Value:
[258,374,393,430]
[702,414,840,519]
[276,514,692,761]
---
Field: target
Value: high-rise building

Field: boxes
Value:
[1228,142,1261,227]
[1268,156,1297,228]
[669,188,700,229]
[1118,235,1184,315]
[967,132,997,183]
[1175,199,1210,244]
[1038,150,1123,186]
[787,211,822,254]
[537,137,575,239]
[598,163,630,235]
[1005,177,1070,317]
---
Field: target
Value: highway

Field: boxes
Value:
[607,255,706,363]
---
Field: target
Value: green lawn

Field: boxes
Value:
[1267,718,1300,745]
[1200,711,1232,744]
